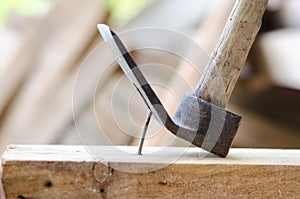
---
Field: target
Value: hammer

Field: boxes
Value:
[98,0,268,157]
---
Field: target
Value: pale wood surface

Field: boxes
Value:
[1,145,300,198]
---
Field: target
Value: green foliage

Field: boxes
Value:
[0,0,152,28]
[0,0,52,27]
[105,0,153,26]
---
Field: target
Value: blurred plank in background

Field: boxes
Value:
[0,0,108,151]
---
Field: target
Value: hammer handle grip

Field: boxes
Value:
[193,0,268,108]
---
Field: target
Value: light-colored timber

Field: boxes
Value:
[1,145,300,198]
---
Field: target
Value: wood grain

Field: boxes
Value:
[194,0,268,107]
[1,145,300,198]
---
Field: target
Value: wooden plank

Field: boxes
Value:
[1,145,300,198]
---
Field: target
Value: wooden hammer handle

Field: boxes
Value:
[193,0,268,108]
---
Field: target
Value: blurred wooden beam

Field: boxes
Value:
[0,0,108,151]
[259,29,300,90]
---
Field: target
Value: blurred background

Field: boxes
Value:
[0,0,299,153]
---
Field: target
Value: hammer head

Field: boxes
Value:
[172,94,241,157]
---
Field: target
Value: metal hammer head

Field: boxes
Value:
[172,94,241,157]
[97,24,241,157]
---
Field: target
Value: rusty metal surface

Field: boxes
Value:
[173,95,241,157]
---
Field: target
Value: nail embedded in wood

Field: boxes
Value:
[138,111,152,155]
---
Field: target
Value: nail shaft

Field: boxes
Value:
[137,111,152,155]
